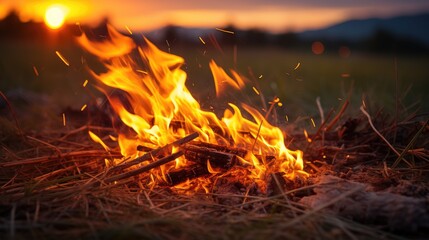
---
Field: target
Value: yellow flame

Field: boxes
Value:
[210,60,247,97]
[207,160,221,174]
[89,131,110,151]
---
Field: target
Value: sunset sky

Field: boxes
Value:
[2,0,429,32]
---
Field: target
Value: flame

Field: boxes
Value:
[78,25,307,192]
[88,131,110,151]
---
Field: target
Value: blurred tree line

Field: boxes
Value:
[1,10,428,55]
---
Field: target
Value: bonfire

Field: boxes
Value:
[1,25,428,239]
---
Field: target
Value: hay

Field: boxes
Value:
[1,102,428,239]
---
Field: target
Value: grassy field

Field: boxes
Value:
[1,38,428,125]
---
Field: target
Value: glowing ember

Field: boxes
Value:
[215,28,235,34]
[78,25,307,192]
[55,51,70,66]
[62,113,66,126]
[199,37,206,45]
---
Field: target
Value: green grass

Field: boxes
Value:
[1,38,428,124]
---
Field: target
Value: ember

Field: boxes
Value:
[77,25,307,192]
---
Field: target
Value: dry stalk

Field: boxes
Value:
[0,91,22,136]
[391,119,428,168]
[360,106,413,168]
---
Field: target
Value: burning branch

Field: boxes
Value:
[112,132,199,172]
[183,145,237,169]
[165,164,210,186]
[104,151,184,183]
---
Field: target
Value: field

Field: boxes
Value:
[1,37,428,123]
[1,36,429,239]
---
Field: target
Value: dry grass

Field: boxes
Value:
[1,97,428,239]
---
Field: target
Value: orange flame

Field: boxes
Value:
[78,25,307,192]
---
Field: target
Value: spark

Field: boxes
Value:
[310,118,316,128]
[32,66,39,76]
[285,115,289,122]
[274,97,280,103]
[294,62,301,70]
[80,104,87,111]
[55,51,70,66]
[258,75,263,79]
[62,113,66,126]
[252,87,260,95]
[166,40,170,52]
[199,37,206,45]
[304,129,312,143]
[83,80,88,87]
[277,102,283,107]
[215,28,234,34]
[136,70,148,74]
[125,25,132,35]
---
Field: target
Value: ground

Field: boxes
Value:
[1,92,428,239]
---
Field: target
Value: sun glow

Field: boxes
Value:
[44,5,68,29]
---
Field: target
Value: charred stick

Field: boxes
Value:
[104,151,183,183]
[182,145,237,169]
[135,145,154,152]
[165,164,209,186]
[191,141,247,157]
[189,142,276,164]
[113,132,198,172]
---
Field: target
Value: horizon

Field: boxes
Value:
[2,0,429,33]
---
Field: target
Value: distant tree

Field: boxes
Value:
[217,24,238,46]
[242,28,268,46]
[364,28,428,54]
[164,25,180,45]
[0,10,23,39]
[364,29,396,53]
[276,31,299,48]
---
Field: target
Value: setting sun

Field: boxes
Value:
[44,5,67,29]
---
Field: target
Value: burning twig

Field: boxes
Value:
[113,132,199,172]
[191,142,247,157]
[251,97,279,153]
[104,151,184,183]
